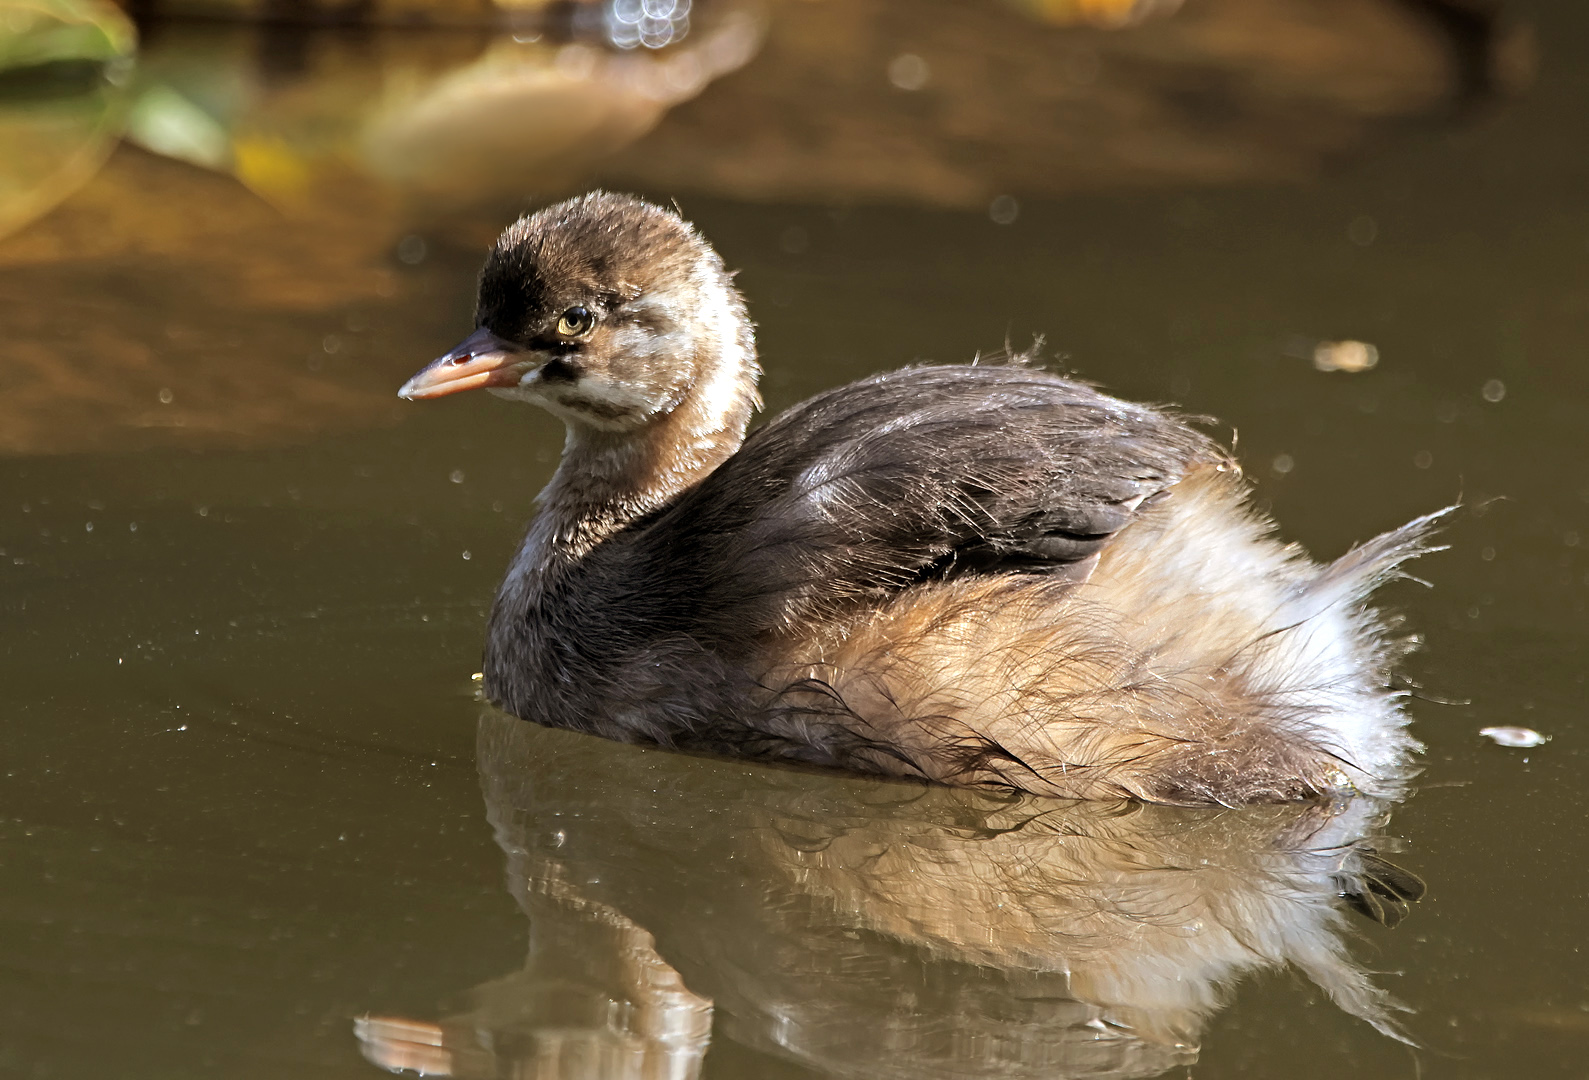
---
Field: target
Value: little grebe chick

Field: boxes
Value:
[400,192,1444,806]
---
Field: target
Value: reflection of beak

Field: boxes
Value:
[398,327,529,401]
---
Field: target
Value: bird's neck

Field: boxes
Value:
[484,340,757,712]
[522,343,759,569]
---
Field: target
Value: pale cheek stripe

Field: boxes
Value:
[696,272,743,412]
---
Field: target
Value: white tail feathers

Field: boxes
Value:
[1306,505,1457,613]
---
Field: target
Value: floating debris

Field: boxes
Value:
[1480,726,1549,748]
[1004,0,1185,29]
[1313,340,1379,373]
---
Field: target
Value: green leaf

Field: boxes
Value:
[0,0,138,72]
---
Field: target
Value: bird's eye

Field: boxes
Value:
[556,307,595,337]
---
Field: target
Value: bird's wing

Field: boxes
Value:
[631,364,1228,639]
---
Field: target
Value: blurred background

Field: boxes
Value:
[1,0,1585,1077]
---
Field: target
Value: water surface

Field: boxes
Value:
[1,1,1585,1076]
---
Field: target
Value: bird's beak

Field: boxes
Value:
[398,327,530,401]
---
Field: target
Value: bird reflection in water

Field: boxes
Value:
[356,712,1423,1079]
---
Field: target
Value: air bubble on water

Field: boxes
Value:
[989,195,1020,225]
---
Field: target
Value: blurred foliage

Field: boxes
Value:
[0,0,135,70]
[0,0,137,237]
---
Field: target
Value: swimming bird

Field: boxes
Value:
[399,191,1445,806]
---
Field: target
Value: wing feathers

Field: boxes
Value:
[632,364,1226,640]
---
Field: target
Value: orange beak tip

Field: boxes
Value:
[398,327,525,402]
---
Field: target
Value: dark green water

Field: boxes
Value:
[1,1,1585,1076]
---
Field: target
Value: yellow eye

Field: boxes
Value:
[556,306,594,337]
